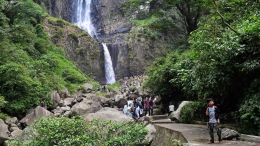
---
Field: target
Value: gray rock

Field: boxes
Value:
[84,107,133,122]
[95,96,111,107]
[63,111,71,117]
[221,128,240,140]
[76,96,83,102]
[169,101,193,121]
[71,99,102,116]
[20,106,53,126]
[52,107,64,117]
[145,124,156,143]
[0,119,9,144]
[82,83,93,93]
[63,98,74,106]
[82,93,96,99]
[60,106,71,111]
[10,129,23,139]
[5,117,18,125]
[50,90,61,109]
[58,99,64,107]
[60,88,69,98]
[114,95,124,103]
[136,87,143,95]
[10,126,20,132]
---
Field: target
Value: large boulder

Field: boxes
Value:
[169,101,193,121]
[0,119,9,144]
[221,128,240,140]
[145,124,156,144]
[82,83,93,93]
[84,107,133,122]
[50,90,61,109]
[20,106,53,126]
[71,99,102,116]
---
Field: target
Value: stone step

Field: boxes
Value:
[149,115,169,121]
[151,119,175,124]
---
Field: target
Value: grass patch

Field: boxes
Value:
[131,15,158,28]
[96,92,106,97]
[106,82,121,93]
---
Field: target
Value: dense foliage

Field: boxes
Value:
[179,101,207,124]
[0,0,97,116]
[9,116,148,146]
[141,0,260,135]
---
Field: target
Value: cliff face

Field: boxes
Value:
[43,17,106,83]
[36,0,177,81]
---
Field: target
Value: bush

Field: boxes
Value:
[239,93,260,135]
[179,101,207,124]
[9,116,148,146]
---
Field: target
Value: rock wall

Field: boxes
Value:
[43,17,106,83]
[151,125,188,146]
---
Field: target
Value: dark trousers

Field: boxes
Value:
[208,123,221,142]
[149,108,153,116]
[168,111,173,116]
[145,108,149,116]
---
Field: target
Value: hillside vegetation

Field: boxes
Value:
[0,0,97,117]
[125,0,260,135]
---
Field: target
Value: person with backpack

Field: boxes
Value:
[206,98,223,144]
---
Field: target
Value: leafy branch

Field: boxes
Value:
[212,0,239,35]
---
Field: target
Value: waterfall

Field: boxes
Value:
[72,0,116,84]
[102,43,116,84]
[73,0,97,38]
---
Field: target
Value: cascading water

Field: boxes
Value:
[102,43,116,84]
[73,0,97,38]
[72,0,116,84]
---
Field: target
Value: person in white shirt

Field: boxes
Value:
[168,102,174,116]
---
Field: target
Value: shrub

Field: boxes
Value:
[9,116,148,146]
[239,93,260,136]
[179,101,207,124]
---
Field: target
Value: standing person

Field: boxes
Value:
[144,97,150,116]
[206,98,223,144]
[140,98,144,116]
[168,102,174,116]
[135,99,140,119]
[149,97,154,116]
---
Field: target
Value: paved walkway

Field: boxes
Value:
[155,123,260,146]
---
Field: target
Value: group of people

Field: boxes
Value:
[130,96,156,119]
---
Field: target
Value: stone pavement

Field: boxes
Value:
[155,123,260,146]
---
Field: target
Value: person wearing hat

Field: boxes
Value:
[205,98,223,144]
